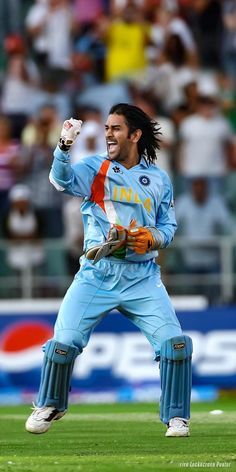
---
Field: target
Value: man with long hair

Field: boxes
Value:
[25,103,192,437]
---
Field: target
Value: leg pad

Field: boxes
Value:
[160,335,193,424]
[37,340,79,411]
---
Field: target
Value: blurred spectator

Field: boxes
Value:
[34,79,72,121]
[24,0,49,70]
[70,119,106,164]
[21,103,62,147]
[63,196,84,275]
[218,72,236,133]
[76,81,132,120]
[224,137,236,219]
[1,34,40,138]
[3,184,45,274]
[221,0,236,84]
[0,115,23,229]
[74,104,105,123]
[100,1,149,81]
[170,102,191,132]
[176,74,234,191]
[131,32,198,114]
[169,71,199,131]
[0,0,22,66]
[156,32,198,111]
[148,1,197,64]
[175,176,234,304]
[71,22,106,88]
[110,0,145,11]
[184,0,223,69]
[20,106,64,238]
[25,0,75,88]
[180,70,199,111]
[73,0,105,25]
[0,0,22,33]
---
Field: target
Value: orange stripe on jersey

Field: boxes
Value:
[90,159,111,212]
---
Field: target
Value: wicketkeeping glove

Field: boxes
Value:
[86,225,127,264]
[127,227,154,254]
[59,118,83,151]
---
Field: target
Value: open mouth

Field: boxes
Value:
[107,141,118,154]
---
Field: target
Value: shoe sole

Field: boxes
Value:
[165,431,190,437]
[25,424,50,434]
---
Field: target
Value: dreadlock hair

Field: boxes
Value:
[108,103,162,165]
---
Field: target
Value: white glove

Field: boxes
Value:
[59,118,83,148]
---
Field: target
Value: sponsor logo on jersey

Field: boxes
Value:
[112,166,123,174]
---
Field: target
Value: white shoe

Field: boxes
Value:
[165,417,190,437]
[25,405,66,434]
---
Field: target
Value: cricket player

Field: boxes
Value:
[25,103,192,437]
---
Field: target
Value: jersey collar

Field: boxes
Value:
[139,155,149,168]
[105,154,150,168]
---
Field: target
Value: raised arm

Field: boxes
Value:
[49,118,96,197]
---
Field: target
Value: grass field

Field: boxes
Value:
[0,400,235,472]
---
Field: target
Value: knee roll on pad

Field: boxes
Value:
[37,340,79,411]
[159,335,193,424]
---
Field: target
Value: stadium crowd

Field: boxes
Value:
[0,0,236,303]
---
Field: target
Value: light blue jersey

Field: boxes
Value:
[50,146,177,262]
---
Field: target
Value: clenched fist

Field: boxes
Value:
[59,118,83,150]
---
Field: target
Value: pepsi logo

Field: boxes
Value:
[0,321,53,373]
[1,321,52,352]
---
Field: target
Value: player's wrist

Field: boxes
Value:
[146,227,164,249]
[54,145,71,162]
[58,138,71,152]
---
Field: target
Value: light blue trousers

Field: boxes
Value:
[54,257,182,359]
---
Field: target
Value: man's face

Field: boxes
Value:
[105,114,133,162]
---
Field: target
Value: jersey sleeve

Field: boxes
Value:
[156,172,177,247]
[49,146,96,197]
